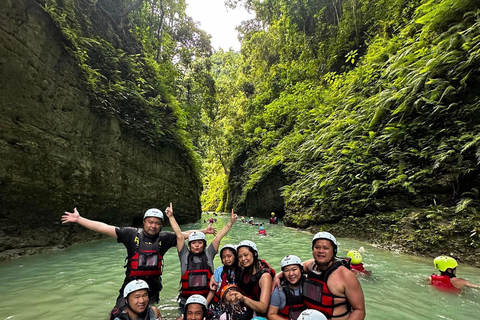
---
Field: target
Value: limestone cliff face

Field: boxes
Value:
[226,149,286,218]
[0,0,201,259]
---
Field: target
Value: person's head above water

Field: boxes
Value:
[347,250,363,265]
[143,208,163,237]
[434,256,458,277]
[123,279,150,316]
[188,231,207,254]
[184,294,208,320]
[311,232,337,266]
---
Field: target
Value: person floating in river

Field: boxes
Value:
[174,209,238,311]
[430,256,480,293]
[346,250,371,276]
[269,212,278,224]
[273,232,365,320]
[258,226,267,236]
[229,240,275,317]
[111,279,162,320]
[61,204,216,308]
[207,244,240,304]
[267,255,306,320]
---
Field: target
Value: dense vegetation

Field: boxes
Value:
[198,0,480,262]
[42,0,480,262]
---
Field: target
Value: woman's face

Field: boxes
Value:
[238,247,254,268]
[221,249,236,267]
[283,264,302,285]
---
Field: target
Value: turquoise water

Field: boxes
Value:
[0,214,479,319]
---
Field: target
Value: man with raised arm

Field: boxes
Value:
[61,204,216,308]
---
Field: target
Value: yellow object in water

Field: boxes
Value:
[347,250,363,265]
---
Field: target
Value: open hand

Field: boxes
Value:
[206,223,217,236]
[61,208,80,224]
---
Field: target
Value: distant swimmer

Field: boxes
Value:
[270,212,278,224]
[258,226,267,236]
[347,250,371,276]
[248,217,254,225]
[430,256,480,293]
[241,216,247,223]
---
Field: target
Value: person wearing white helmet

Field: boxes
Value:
[175,209,238,310]
[227,240,275,317]
[62,204,216,309]
[267,255,306,320]
[207,244,240,305]
[110,280,161,320]
[298,309,327,320]
[183,294,208,320]
[273,232,365,320]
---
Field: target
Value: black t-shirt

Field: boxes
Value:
[116,227,177,275]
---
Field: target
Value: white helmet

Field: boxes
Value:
[220,244,237,255]
[143,208,164,221]
[281,255,302,269]
[312,232,337,255]
[123,279,149,298]
[237,240,258,254]
[188,231,206,243]
[298,309,327,320]
[185,294,208,309]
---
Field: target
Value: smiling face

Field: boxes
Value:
[189,240,205,254]
[143,217,162,237]
[126,289,149,315]
[186,303,204,320]
[221,248,236,267]
[312,239,335,266]
[238,247,255,268]
[283,264,302,286]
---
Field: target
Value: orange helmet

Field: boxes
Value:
[220,284,239,301]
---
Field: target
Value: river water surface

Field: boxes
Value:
[1,213,479,319]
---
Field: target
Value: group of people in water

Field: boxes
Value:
[61,206,478,320]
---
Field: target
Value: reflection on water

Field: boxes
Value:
[0,214,479,320]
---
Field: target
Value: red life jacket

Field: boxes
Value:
[179,251,213,298]
[350,263,364,272]
[237,259,276,301]
[259,229,266,235]
[278,277,306,320]
[303,260,351,319]
[270,217,278,224]
[430,275,461,293]
[128,231,163,277]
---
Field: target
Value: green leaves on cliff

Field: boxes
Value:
[219,0,480,226]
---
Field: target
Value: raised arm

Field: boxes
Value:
[211,209,237,251]
[61,207,117,238]
[165,203,184,253]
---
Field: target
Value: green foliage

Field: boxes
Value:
[219,0,480,228]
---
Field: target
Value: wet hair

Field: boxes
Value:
[441,268,457,278]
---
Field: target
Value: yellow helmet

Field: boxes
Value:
[271,212,275,216]
[347,250,363,265]
[434,256,458,272]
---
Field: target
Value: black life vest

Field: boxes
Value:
[303,259,352,319]
[237,259,276,301]
[180,251,213,298]
[128,231,163,277]
[278,277,306,320]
